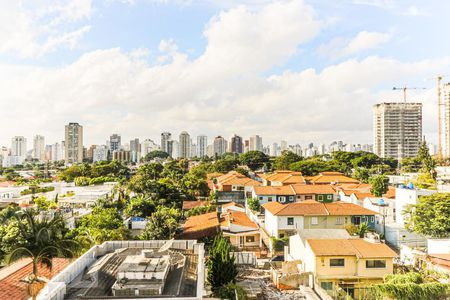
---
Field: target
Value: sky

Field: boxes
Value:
[1,0,450,148]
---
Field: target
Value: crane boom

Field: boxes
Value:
[392,86,426,103]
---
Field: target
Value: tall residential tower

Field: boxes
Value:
[65,122,83,164]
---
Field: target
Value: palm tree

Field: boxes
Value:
[6,209,79,299]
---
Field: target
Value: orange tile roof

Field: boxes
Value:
[222,201,244,209]
[0,258,70,300]
[182,200,210,210]
[291,184,336,195]
[324,202,377,216]
[207,172,224,180]
[182,212,220,239]
[337,184,395,200]
[221,211,258,229]
[254,185,296,196]
[262,201,377,216]
[307,239,397,258]
[264,171,306,185]
[308,172,360,184]
[216,171,260,186]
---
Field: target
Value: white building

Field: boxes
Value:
[196,135,207,157]
[33,135,45,161]
[373,102,422,159]
[11,136,27,157]
[179,131,191,159]
[395,185,436,226]
[65,122,83,164]
[93,145,108,162]
[249,135,263,152]
[2,155,25,167]
[213,136,227,156]
[140,139,159,158]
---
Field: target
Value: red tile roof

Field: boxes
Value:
[0,258,70,300]
[307,239,398,258]
[308,172,359,184]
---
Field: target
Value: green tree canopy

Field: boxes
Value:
[124,195,157,218]
[140,206,181,240]
[404,193,450,238]
[144,150,169,161]
[273,151,302,170]
[369,175,389,197]
[239,151,270,171]
[207,234,238,293]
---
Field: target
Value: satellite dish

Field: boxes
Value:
[158,239,174,253]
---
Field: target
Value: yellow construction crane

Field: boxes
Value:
[392,86,426,103]
[428,75,447,160]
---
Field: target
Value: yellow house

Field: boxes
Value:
[292,238,397,299]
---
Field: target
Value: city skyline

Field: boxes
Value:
[1,1,450,146]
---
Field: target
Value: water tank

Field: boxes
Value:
[378,198,386,206]
[399,184,405,189]
[407,183,414,189]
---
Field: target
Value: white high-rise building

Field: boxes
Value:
[141,139,159,158]
[196,135,208,157]
[213,136,227,156]
[161,132,172,155]
[93,145,108,162]
[109,134,121,152]
[130,138,141,163]
[280,140,288,152]
[51,142,64,162]
[171,140,180,159]
[33,135,45,161]
[11,136,27,157]
[65,122,83,164]
[249,135,263,152]
[179,131,191,159]
[269,143,279,156]
[373,102,422,159]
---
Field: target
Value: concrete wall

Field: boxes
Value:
[428,238,450,254]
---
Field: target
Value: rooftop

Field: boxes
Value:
[307,172,360,185]
[307,239,398,258]
[262,201,377,216]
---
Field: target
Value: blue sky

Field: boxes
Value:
[1,0,450,147]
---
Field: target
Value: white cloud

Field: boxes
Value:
[0,0,446,147]
[318,31,390,59]
[0,1,93,58]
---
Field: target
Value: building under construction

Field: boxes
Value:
[373,102,423,159]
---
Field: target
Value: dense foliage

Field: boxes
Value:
[370,272,450,300]
[140,206,181,240]
[369,175,389,197]
[404,193,450,238]
[207,234,238,293]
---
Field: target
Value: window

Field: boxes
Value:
[311,217,318,225]
[287,217,294,225]
[321,282,333,291]
[279,233,285,238]
[259,196,263,200]
[371,216,375,222]
[330,258,345,267]
[268,196,273,202]
[305,195,313,200]
[335,217,343,225]
[279,196,286,203]
[366,260,386,268]
[317,195,323,201]
[289,196,294,201]
[327,195,332,200]
[246,236,255,243]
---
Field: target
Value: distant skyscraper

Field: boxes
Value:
[197,135,208,157]
[230,134,243,154]
[249,135,263,151]
[11,136,27,157]
[171,140,179,159]
[141,139,158,158]
[280,140,288,153]
[93,145,108,162]
[33,135,45,161]
[109,134,121,152]
[244,140,250,153]
[130,138,140,162]
[373,102,422,159]
[213,136,228,156]
[161,132,172,155]
[179,131,191,159]
[65,122,83,164]
[269,143,279,157]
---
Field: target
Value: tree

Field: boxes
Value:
[247,198,260,212]
[417,140,436,179]
[6,210,78,299]
[403,193,450,238]
[414,172,437,190]
[370,272,450,300]
[144,150,169,161]
[239,151,270,171]
[140,206,181,240]
[353,168,370,183]
[290,159,343,176]
[34,196,57,211]
[369,175,389,197]
[207,234,238,293]
[273,151,302,170]
[124,195,156,218]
